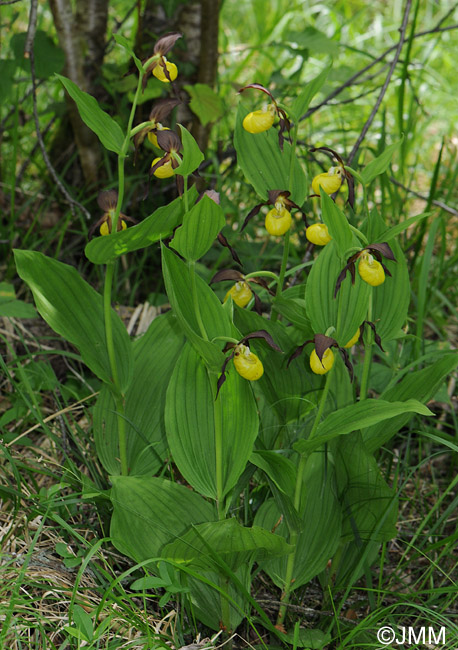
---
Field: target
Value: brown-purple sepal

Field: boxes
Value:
[287,340,312,368]
[241,202,266,231]
[216,352,235,398]
[97,189,118,211]
[156,129,182,153]
[362,321,385,352]
[238,83,276,104]
[217,232,243,266]
[367,242,396,262]
[210,269,244,284]
[240,330,282,352]
[153,32,182,55]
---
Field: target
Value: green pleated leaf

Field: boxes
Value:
[14,250,132,392]
[254,453,341,590]
[363,353,458,452]
[289,64,331,122]
[183,566,251,632]
[294,399,433,455]
[372,238,409,341]
[161,244,231,368]
[251,449,301,534]
[250,450,296,496]
[94,312,184,475]
[162,519,293,571]
[171,195,225,262]
[165,343,259,500]
[85,192,194,264]
[110,476,216,560]
[174,125,204,176]
[374,211,432,243]
[320,190,352,257]
[360,137,403,185]
[335,432,398,542]
[361,210,410,342]
[305,240,370,346]
[56,74,124,154]
[234,104,307,205]
[271,295,313,334]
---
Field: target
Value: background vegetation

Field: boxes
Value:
[1,0,457,648]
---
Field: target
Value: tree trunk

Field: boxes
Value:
[49,0,109,186]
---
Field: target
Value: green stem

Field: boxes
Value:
[359,291,373,400]
[244,270,279,282]
[276,369,334,626]
[101,68,144,476]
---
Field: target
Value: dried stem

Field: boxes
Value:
[347,0,413,166]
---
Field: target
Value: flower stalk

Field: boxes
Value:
[102,68,145,476]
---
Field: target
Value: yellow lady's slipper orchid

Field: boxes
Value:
[310,347,334,375]
[153,59,178,83]
[224,281,253,308]
[151,157,175,179]
[233,344,264,380]
[242,105,275,134]
[358,253,385,286]
[265,206,292,236]
[306,223,331,246]
[344,328,360,348]
[312,166,344,195]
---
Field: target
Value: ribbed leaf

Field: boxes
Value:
[320,190,352,257]
[365,211,410,341]
[294,399,433,454]
[94,312,184,475]
[171,195,225,261]
[305,240,370,346]
[183,566,250,632]
[161,244,232,368]
[165,343,259,500]
[162,519,293,571]
[110,476,216,560]
[254,453,341,590]
[289,64,331,121]
[360,138,403,185]
[234,104,307,205]
[363,353,458,452]
[174,125,204,176]
[272,296,313,334]
[335,432,397,542]
[56,74,124,154]
[85,192,193,264]
[14,250,132,391]
[250,450,296,496]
